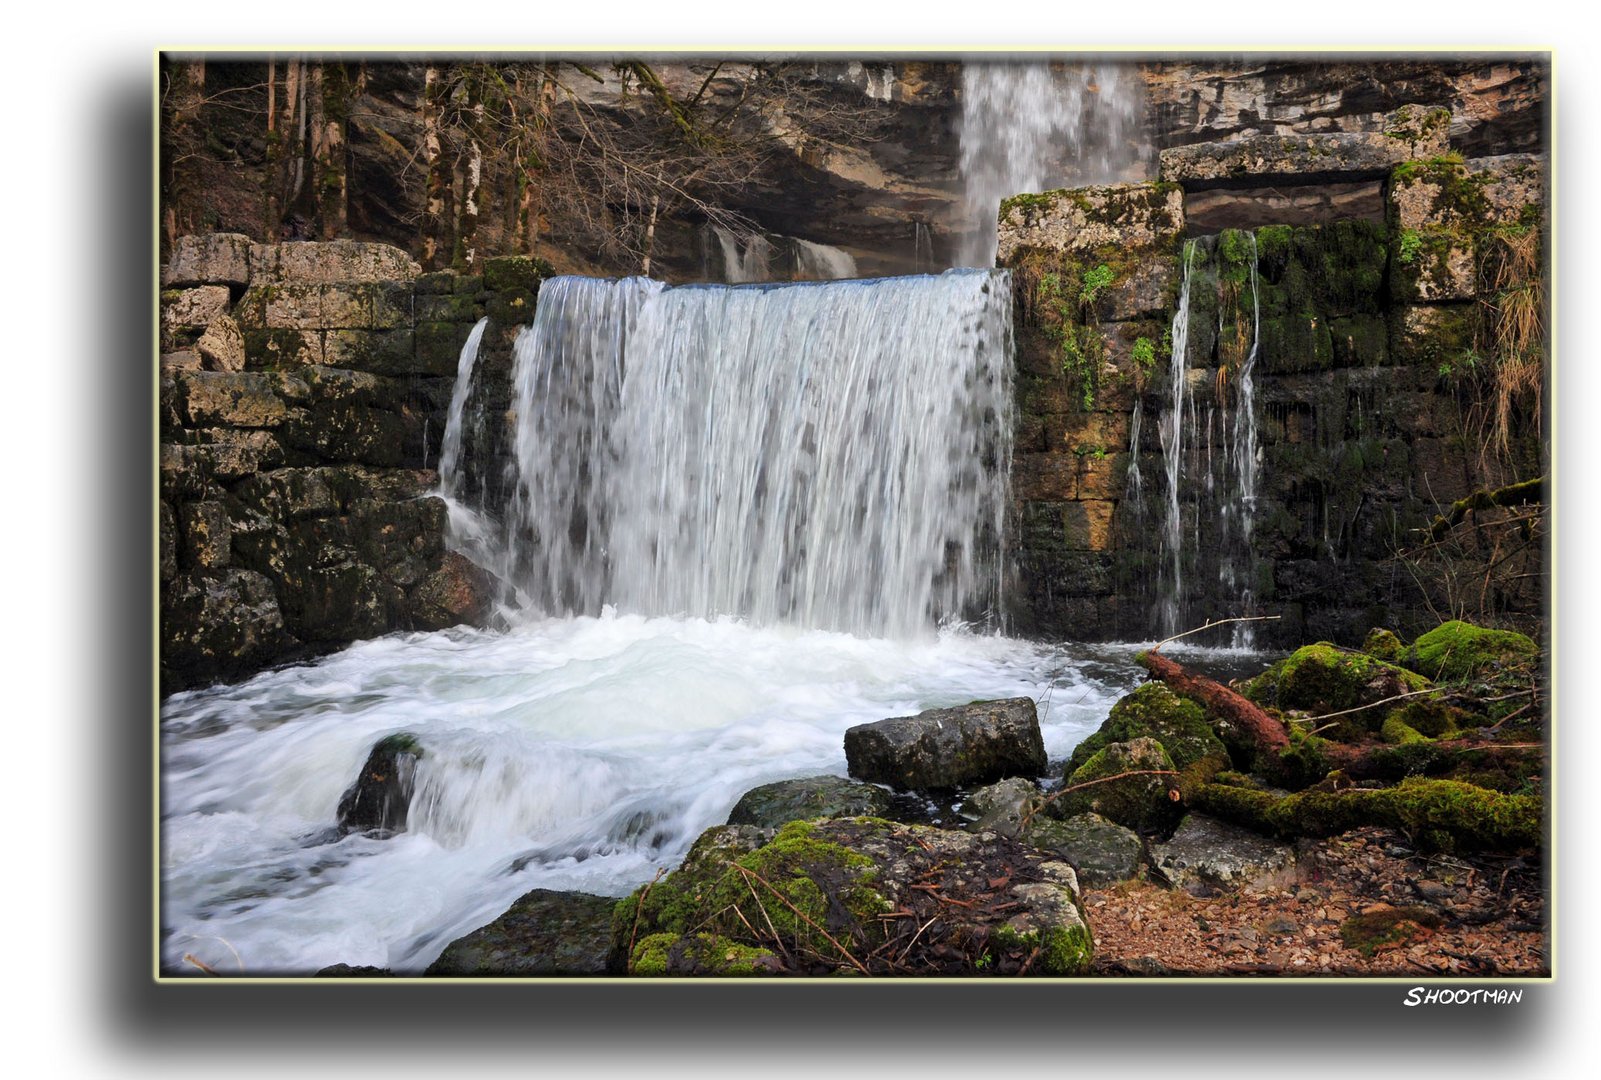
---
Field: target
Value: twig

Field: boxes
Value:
[625,867,666,971]
[1288,687,1445,726]
[1151,615,1281,654]
[727,862,871,976]
[182,953,219,976]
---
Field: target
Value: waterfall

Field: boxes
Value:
[1224,234,1262,648]
[1157,242,1196,636]
[1152,233,1263,642]
[914,221,935,273]
[791,238,858,281]
[437,317,490,503]
[444,270,1014,637]
[713,227,773,283]
[957,61,1144,268]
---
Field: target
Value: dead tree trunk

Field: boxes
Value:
[421,64,452,270]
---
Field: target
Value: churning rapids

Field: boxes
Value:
[160,267,1259,975]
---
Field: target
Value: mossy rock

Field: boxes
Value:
[426,889,616,976]
[1362,628,1405,663]
[613,818,1093,976]
[1054,737,1180,834]
[727,775,892,829]
[1022,812,1144,886]
[1404,620,1539,683]
[1067,683,1228,775]
[1271,642,1432,737]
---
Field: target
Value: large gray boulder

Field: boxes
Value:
[844,698,1047,791]
[427,890,616,976]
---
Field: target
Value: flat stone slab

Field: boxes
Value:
[997,181,1185,263]
[426,889,616,976]
[844,698,1047,791]
[1159,107,1450,189]
[1150,813,1296,895]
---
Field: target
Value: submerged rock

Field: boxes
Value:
[844,697,1047,791]
[427,890,616,976]
[727,775,892,829]
[614,818,1092,977]
[1149,813,1296,895]
[1023,812,1145,887]
[335,733,424,836]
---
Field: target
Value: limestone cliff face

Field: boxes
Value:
[162,55,1546,284]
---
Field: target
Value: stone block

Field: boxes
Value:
[324,329,417,374]
[180,500,232,570]
[1160,106,1449,188]
[1389,305,1477,368]
[415,294,479,322]
[1062,499,1116,551]
[161,285,232,340]
[196,314,246,372]
[1012,453,1077,501]
[998,182,1185,264]
[160,349,202,376]
[264,283,324,330]
[371,282,415,329]
[1076,452,1129,499]
[242,327,323,369]
[178,371,290,429]
[251,240,420,284]
[163,233,252,287]
[320,284,373,329]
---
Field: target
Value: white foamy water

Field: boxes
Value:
[160,615,1146,975]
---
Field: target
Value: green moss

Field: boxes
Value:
[1398,229,1423,266]
[1274,643,1431,736]
[1079,263,1115,305]
[630,933,777,976]
[1362,628,1405,662]
[614,820,890,975]
[1193,777,1541,852]
[990,921,1094,976]
[1057,738,1180,832]
[1380,715,1428,745]
[1390,698,1458,739]
[482,255,553,293]
[1277,726,1332,789]
[1069,683,1226,774]
[374,732,423,758]
[1406,620,1539,682]
[1339,906,1442,956]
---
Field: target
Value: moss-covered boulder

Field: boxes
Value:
[1067,683,1229,774]
[335,733,424,836]
[1253,642,1431,738]
[1022,812,1144,886]
[1405,620,1539,682]
[426,889,615,976]
[612,818,1093,976]
[1052,737,1180,834]
[843,698,1047,791]
[727,775,892,829]
[1362,628,1405,663]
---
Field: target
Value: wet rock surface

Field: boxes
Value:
[844,698,1047,791]
[427,890,616,976]
[727,775,892,829]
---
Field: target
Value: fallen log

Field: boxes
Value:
[1137,649,1289,757]
[1426,476,1544,541]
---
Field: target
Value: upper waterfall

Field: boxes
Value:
[452,270,1016,639]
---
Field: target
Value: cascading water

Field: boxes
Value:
[157,265,1170,976]
[957,61,1144,268]
[1157,242,1196,636]
[496,270,1013,637]
[1150,234,1263,641]
[437,317,489,504]
[792,238,858,281]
